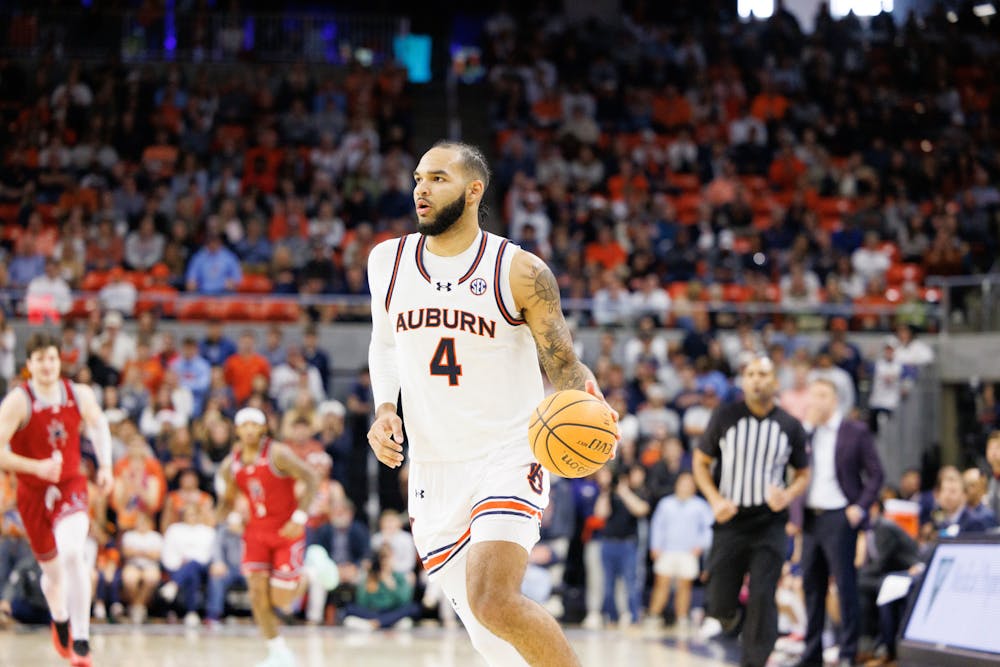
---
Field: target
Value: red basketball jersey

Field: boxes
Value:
[232,437,297,531]
[9,379,83,488]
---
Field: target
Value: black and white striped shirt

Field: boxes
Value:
[698,401,809,509]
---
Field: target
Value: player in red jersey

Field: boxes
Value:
[218,407,318,667]
[0,332,114,666]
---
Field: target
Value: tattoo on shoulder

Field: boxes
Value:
[522,258,560,315]
[520,259,589,390]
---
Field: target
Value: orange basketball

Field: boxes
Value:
[528,389,617,478]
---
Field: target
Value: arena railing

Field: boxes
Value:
[5,290,942,331]
[926,274,1000,334]
[1,8,408,64]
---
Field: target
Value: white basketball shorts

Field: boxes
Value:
[408,446,550,579]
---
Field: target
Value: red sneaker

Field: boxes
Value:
[69,654,92,667]
[50,622,71,659]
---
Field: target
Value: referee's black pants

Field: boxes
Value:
[707,509,787,667]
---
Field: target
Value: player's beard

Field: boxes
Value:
[417,192,466,236]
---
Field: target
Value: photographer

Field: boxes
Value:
[340,544,420,631]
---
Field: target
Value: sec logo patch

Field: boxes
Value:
[470,278,487,295]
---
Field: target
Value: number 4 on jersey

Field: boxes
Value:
[430,337,462,386]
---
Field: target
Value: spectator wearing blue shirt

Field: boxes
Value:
[234,217,273,270]
[170,337,212,417]
[647,472,714,629]
[7,238,46,289]
[199,320,237,367]
[185,234,242,294]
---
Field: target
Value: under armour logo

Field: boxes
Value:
[415,489,425,499]
[436,282,452,291]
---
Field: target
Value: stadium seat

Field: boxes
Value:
[723,284,751,302]
[177,298,231,321]
[68,297,95,320]
[81,271,110,292]
[236,274,274,293]
[667,282,689,300]
[815,197,853,217]
[886,263,925,286]
[126,272,150,289]
[265,300,301,322]
[667,173,700,192]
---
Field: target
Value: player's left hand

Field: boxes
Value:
[585,379,621,458]
[278,520,305,540]
[95,466,114,497]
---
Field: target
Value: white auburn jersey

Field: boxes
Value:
[368,230,544,464]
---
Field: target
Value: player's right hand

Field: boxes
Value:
[33,456,62,483]
[367,411,404,468]
[710,497,738,525]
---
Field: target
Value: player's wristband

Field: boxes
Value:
[291,509,308,525]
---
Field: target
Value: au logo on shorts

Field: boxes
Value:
[470,278,487,296]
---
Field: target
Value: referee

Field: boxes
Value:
[693,356,811,667]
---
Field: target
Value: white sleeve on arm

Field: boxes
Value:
[368,241,401,408]
[88,411,113,469]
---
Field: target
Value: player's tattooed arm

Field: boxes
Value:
[513,250,597,392]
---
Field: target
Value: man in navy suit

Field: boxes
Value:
[795,379,885,667]
[930,467,992,537]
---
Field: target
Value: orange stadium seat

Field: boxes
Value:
[667,173,700,192]
[886,263,924,285]
[177,298,231,321]
[815,197,853,217]
[80,271,110,292]
[723,284,751,302]
[237,274,274,293]
[265,300,302,322]
[667,282,689,300]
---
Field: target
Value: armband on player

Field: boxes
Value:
[291,509,308,525]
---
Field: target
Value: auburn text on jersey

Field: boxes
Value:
[395,307,497,338]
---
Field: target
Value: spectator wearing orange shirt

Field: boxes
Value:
[141,130,180,180]
[585,225,628,272]
[606,160,650,203]
[768,144,806,191]
[223,330,271,405]
[161,469,215,533]
[750,81,789,123]
[0,472,31,586]
[121,338,165,395]
[652,85,693,131]
[112,435,167,532]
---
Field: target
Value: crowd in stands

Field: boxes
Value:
[482,2,1000,331]
[0,54,417,322]
[0,3,997,665]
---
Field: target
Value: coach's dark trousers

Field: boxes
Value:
[707,508,787,667]
[799,508,860,666]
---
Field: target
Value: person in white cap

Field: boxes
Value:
[216,407,318,667]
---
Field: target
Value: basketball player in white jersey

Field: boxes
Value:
[367,142,616,667]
